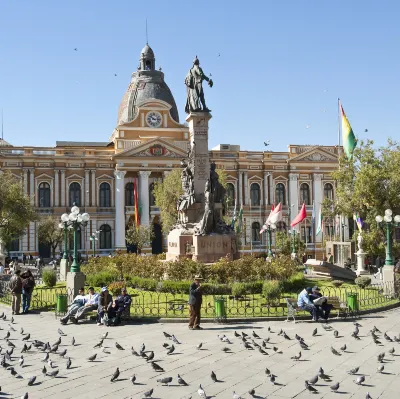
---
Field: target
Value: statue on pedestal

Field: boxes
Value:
[177,144,195,213]
[195,179,216,236]
[357,233,363,252]
[185,56,213,113]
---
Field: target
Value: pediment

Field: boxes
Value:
[248,175,263,181]
[66,173,83,180]
[114,138,187,159]
[35,173,54,180]
[290,147,338,163]
[274,175,288,181]
[96,173,114,180]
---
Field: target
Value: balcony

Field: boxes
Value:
[96,207,115,214]
[36,207,54,215]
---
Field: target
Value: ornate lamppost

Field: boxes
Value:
[266,223,277,258]
[375,209,400,267]
[291,229,297,259]
[89,230,100,257]
[58,215,69,260]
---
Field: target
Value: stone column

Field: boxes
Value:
[54,170,59,207]
[60,170,66,207]
[22,170,29,252]
[238,172,243,205]
[288,173,299,225]
[269,174,274,205]
[263,172,269,206]
[235,178,239,205]
[186,112,212,202]
[139,171,151,226]
[313,174,323,243]
[91,170,96,207]
[29,169,35,205]
[114,170,126,249]
[243,172,249,205]
[85,170,90,208]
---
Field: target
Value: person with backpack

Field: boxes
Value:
[21,270,35,314]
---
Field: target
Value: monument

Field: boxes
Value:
[166,56,237,263]
[355,233,368,276]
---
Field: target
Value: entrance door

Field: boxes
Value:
[38,242,51,259]
[152,223,163,254]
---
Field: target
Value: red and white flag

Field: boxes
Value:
[291,203,306,228]
[260,203,282,233]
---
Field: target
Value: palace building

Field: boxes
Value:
[1,44,343,260]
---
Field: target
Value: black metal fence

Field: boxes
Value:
[0,279,397,318]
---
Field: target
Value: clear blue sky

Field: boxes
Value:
[1,0,399,151]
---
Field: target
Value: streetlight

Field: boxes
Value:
[375,209,400,266]
[266,223,277,257]
[59,204,90,273]
[291,229,297,258]
[89,230,101,257]
[58,215,70,260]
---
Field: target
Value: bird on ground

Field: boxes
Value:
[46,369,59,377]
[42,366,47,376]
[146,351,155,361]
[377,365,384,373]
[42,352,49,362]
[21,393,28,399]
[4,331,10,339]
[47,360,56,369]
[26,344,31,351]
[354,325,359,335]
[222,347,231,352]
[163,331,172,338]
[259,347,268,355]
[53,337,61,346]
[167,344,175,355]
[291,351,302,361]
[21,343,28,353]
[196,343,202,350]
[373,337,382,345]
[366,393,372,399]
[211,370,218,382]
[373,326,381,333]
[110,367,120,382]
[151,361,164,372]
[242,332,249,337]
[248,388,255,397]
[355,375,365,385]
[10,316,14,324]
[115,342,124,350]
[20,327,24,335]
[243,342,253,350]
[50,344,58,353]
[351,331,361,340]
[57,328,65,336]
[71,337,75,346]
[283,331,291,340]
[66,358,71,369]
[330,382,340,392]
[27,376,36,386]
[312,328,317,336]
[59,349,67,357]
[308,375,318,385]
[377,353,385,363]
[318,367,331,381]
[389,347,395,356]
[19,355,24,367]
[162,343,169,348]
[305,380,318,393]
[273,346,282,353]
[8,325,16,332]
[299,340,309,350]
[233,392,242,399]
[7,339,15,348]
[270,375,276,385]
[278,329,283,336]
[333,330,339,338]
[265,368,271,376]
[340,344,347,351]
[222,335,232,344]
[331,346,341,356]
[177,374,188,385]
[131,348,139,356]
[234,331,240,337]
[130,374,136,384]
[172,335,180,344]
[347,366,360,375]
[93,339,103,348]
[144,388,154,398]
[251,339,260,348]
[252,331,261,339]
[198,384,206,398]
[140,343,146,352]
[87,354,97,362]
[157,376,173,386]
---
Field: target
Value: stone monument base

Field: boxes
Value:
[165,229,194,261]
[59,259,70,281]
[355,250,369,276]
[192,234,236,263]
[67,272,86,301]
[382,265,396,296]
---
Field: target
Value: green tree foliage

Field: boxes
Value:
[0,171,37,251]
[275,231,305,257]
[125,224,155,254]
[37,216,64,258]
[332,139,400,257]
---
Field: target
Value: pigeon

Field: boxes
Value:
[6,340,15,348]
[373,326,381,333]
[21,343,28,353]
[211,370,218,382]
[177,374,188,385]
[10,316,14,323]
[66,357,71,369]
[140,343,145,352]
[377,353,385,363]
[101,331,108,339]
[110,367,120,382]
[48,360,56,369]
[20,328,24,335]
[377,365,384,373]
[222,335,232,344]
[340,344,347,351]
[305,380,318,393]
[198,384,206,398]
[71,337,75,346]
[172,335,180,344]
[258,347,268,355]
[59,349,67,357]
[58,328,65,336]
[146,351,154,361]
[233,392,242,399]
[299,340,309,350]
[330,382,340,392]
[163,331,172,338]
[157,376,173,386]
[144,388,154,398]
[348,366,360,375]
[388,347,395,356]
[248,388,255,397]
[373,337,382,345]
[331,346,341,356]
[19,355,24,367]
[21,393,28,399]
[196,343,202,350]
[50,344,59,353]
[42,365,47,376]
[87,354,97,362]
[354,375,365,385]
[354,325,359,335]
[351,331,360,340]
[4,331,10,339]
[46,369,59,377]
[222,347,231,352]
[270,375,276,385]
[273,346,282,353]
[252,331,261,339]
[93,340,103,348]
[130,374,136,384]
[8,324,16,332]
[312,328,317,336]
[167,344,175,355]
[53,337,61,346]
[291,351,302,361]
[151,361,164,372]
[163,343,169,348]
[333,330,339,338]
[283,331,291,340]
[265,368,271,376]
[318,367,331,381]
[366,393,372,399]
[308,375,318,385]
[28,376,36,386]
[384,332,392,342]
[42,352,49,362]
[278,329,283,336]
[115,342,124,350]
[26,344,31,351]
[234,331,240,337]
[243,341,253,350]
[242,332,249,337]
[132,348,139,356]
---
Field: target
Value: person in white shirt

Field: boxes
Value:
[60,287,86,325]
[71,287,99,324]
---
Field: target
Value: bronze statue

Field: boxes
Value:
[195,179,216,235]
[185,56,213,113]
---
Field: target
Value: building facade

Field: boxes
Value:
[0,44,343,260]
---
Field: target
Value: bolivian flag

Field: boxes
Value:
[340,102,357,159]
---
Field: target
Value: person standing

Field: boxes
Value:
[21,270,35,314]
[22,253,26,266]
[9,270,22,315]
[188,275,203,330]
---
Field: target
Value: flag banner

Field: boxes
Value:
[353,211,364,232]
[316,207,323,236]
[260,203,282,234]
[340,101,357,159]
[291,203,306,228]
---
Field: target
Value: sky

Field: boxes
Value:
[0,0,399,152]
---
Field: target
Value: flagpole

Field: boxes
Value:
[338,98,341,153]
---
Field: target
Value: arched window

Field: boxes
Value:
[226,183,235,207]
[252,222,260,242]
[99,224,112,249]
[275,183,286,205]
[250,183,261,206]
[69,182,81,207]
[149,183,156,207]
[125,183,134,206]
[300,183,310,205]
[324,183,334,200]
[38,182,51,208]
[99,182,111,207]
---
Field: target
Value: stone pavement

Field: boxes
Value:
[1,306,400,399]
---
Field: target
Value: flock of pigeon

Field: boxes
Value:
[0,309,398,398]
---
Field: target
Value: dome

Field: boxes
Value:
[117,44,179,124]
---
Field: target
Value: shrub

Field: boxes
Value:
[281,272,305,292]
[355,276,371,288]
[331,280,344,287]
[201,283,231,295]
[85,271,119,287]
[42,269,57,288]
[108,281,126,296]
[129,276,158,291]
[262,280,283,304]
[158,280,191,294]
[231,281,263,297]
[165,258,207,281]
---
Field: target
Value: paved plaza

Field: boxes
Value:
[1,306,400,399]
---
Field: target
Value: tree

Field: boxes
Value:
[125,224,155,254]
[0,171,37,251]
[37,216,64,259]
[275,231,305,257]
[331,139,400,258]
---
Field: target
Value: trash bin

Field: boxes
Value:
[214,297,226,318]
[347,293,359,311]
[56,294,68,313]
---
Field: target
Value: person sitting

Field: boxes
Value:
[107,287,131,326]
[327,252,334,263]
[70,287,99,324]
[97,287,112,326]
[310,286,332,321]
[60,287,86,325]
[297,287,319,321]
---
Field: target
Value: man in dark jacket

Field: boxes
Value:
[188,275,203,330]
[21,270,35,314]
[9,270,22,315]
[108,288,131,326]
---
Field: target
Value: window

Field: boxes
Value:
[125,183,134,206]
[300,183,310,205]
[69,182,81,207]
[9,239,19,252]
[149,183,156,207]
[301,224,312,243]
[99,182,111,207]
[324,183,334,200]
[275,183,286,205]
[99,224,112,249]
[252,222,260,242]
[277,221,287,232]
[250,183,261,206]
[226,183,235,207]
[38,182,51,208]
